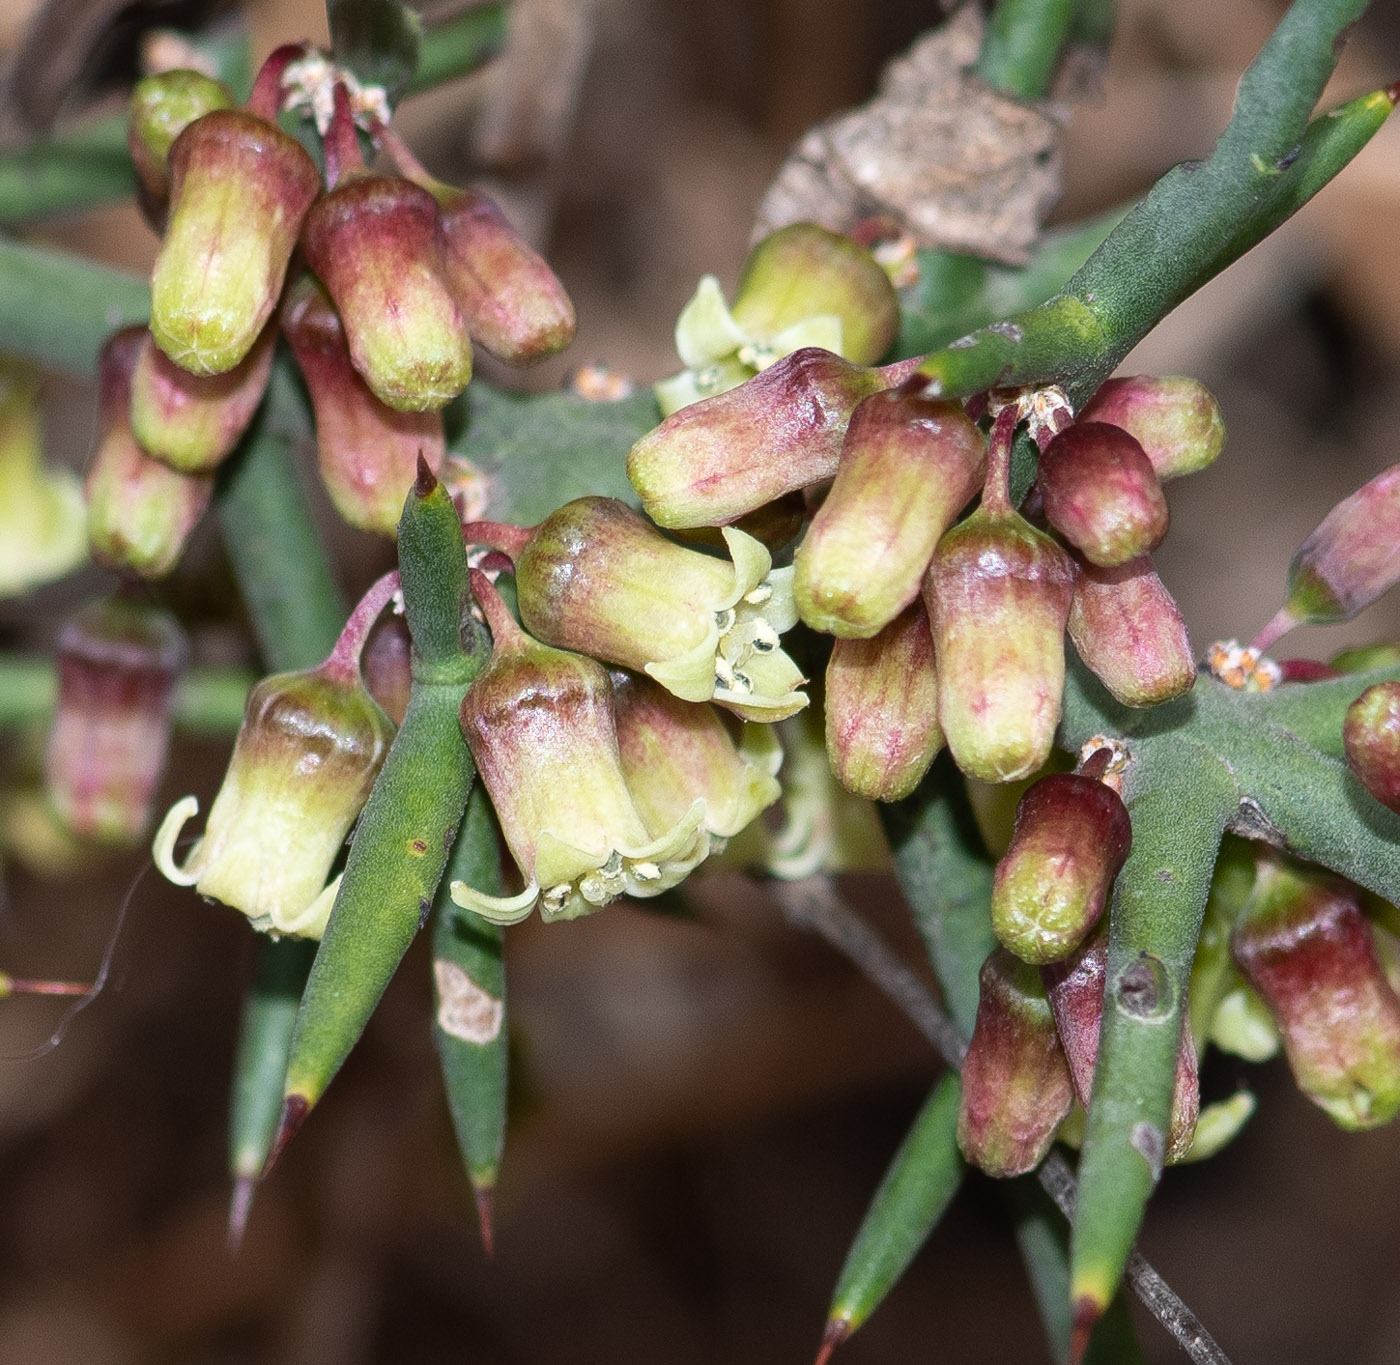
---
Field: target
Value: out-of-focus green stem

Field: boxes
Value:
[0,655,252,732]
[407,3,508,94]
[977,0,1077,99]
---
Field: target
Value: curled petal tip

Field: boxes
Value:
[151,795,201,885]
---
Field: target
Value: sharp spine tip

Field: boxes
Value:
[261,1093,310,1180]
[814,1317,850,1365]
[1068,1295,1103,1365]
[473,1185,496,1258]
[414,451,437,496]
[226,1175,255,1256]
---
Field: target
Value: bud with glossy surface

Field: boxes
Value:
[824,601,942,801]
[958,947,1075,1177]
[1231,851,1400,1129]
[990,763,1132,965]
[1067,554,1195,707]
[1038,422,1169,568]
[280,273,445,534]
[153,659,395,939]
[1078,375,1225,480]
[86,328,213,577]
[127,68,235,227]
[44,595,188,844]
[493,496,807,722]
[628,348,906,528]
[611,672,782,842]
[1345,682,1400,814]
[451,580,708,924]
[794,390,984,637]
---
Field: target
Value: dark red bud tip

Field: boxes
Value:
[1277,657,1342,683]
[473,1185,497,1259]
[1077,746,1113,781]
[814,1317,851,1365]
[227,1175,255,1257]
[261,1093,310,1179]
[414,451,439,498]
[1068,1296,1104,1365]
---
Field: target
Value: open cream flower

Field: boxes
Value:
[451,580,709,925]
[490,496,807,723]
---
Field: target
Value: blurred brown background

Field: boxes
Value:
[3,0,1400,1361]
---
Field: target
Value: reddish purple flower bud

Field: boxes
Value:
[794,391,985,637]
[627,348,911,529]
[990,767,1131,964]
[1231,852,1400,1129]
[85,327,213,579]
[1252,463,1400,653]
[44,595,187,845]
[1038,422,1169,568]
[129,322,274,473]
[1277,658,1342,684]
[1067,554,1195,707]
[362,612,414,727]
[824,601,942,801]
[958,947,1075,1177]
[923,508,1074,783]
[280,273,445,534]
[1078,376,1225,480]
[1344,682,1400,814]
[1043,927,1200,1161]
[127,68,235,229]
[150,108,320,375]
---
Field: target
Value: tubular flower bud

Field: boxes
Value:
[824,601,942,801]
[1067,554,1195,707]
[611,671,782,843]
[1043,927,1200,1162]
[654,223,899,416]
[794,391,985,637]
[990,765,1132,965]
[1231,851,1400,1130]
[127,68,235,228]
[452,581,708,924]
[44,595,188,845]
[85,327,213,578]
[280,273,445,534]
[501,496,807,722]
[129,322,274,473]
[1252,463,1400,653]
[153,658,395,939]
[0,357,86,597]
[150,108,320,375]
[628,348,904,529]
[1037,422,1169,568]
[362,613,414,727]
[958,947,1075,1178]
[1078,375,1225,481]
[923,508,1074,783]
[1345,682,1400,814]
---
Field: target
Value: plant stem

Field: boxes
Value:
[977,0,1077,99]
[407,2,508,95]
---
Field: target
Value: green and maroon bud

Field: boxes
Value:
[1345,682,1400,814]
[301,86,472,412]
[280,273,445,534]
[958,947,1075,1177]
[1067,554,1195,707]
[794,390,985,637]
[990,755,1132,965]
[1332,642,1400,673]
[127,68,235,228]
[1043,927,1200,1160]
[1252,463,1400,653]
[474,496,807,722]
[1037,422,1169,568]
[611,671,782,842]
[729,222,899,369]
[1231,851,1400,1129]
[824,601,942,801]
[150,82,320,374]
[153,574,398,938]
[627,349,918,529]
[376,123,575,365]
[129,321,274,473]
[923,420,1075,782]
[451,573,709,924]
[1078,376,1225,480]
[44,595,188,845]
[85,326,213,578]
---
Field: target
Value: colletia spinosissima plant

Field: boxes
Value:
[2,0,1400,1359]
